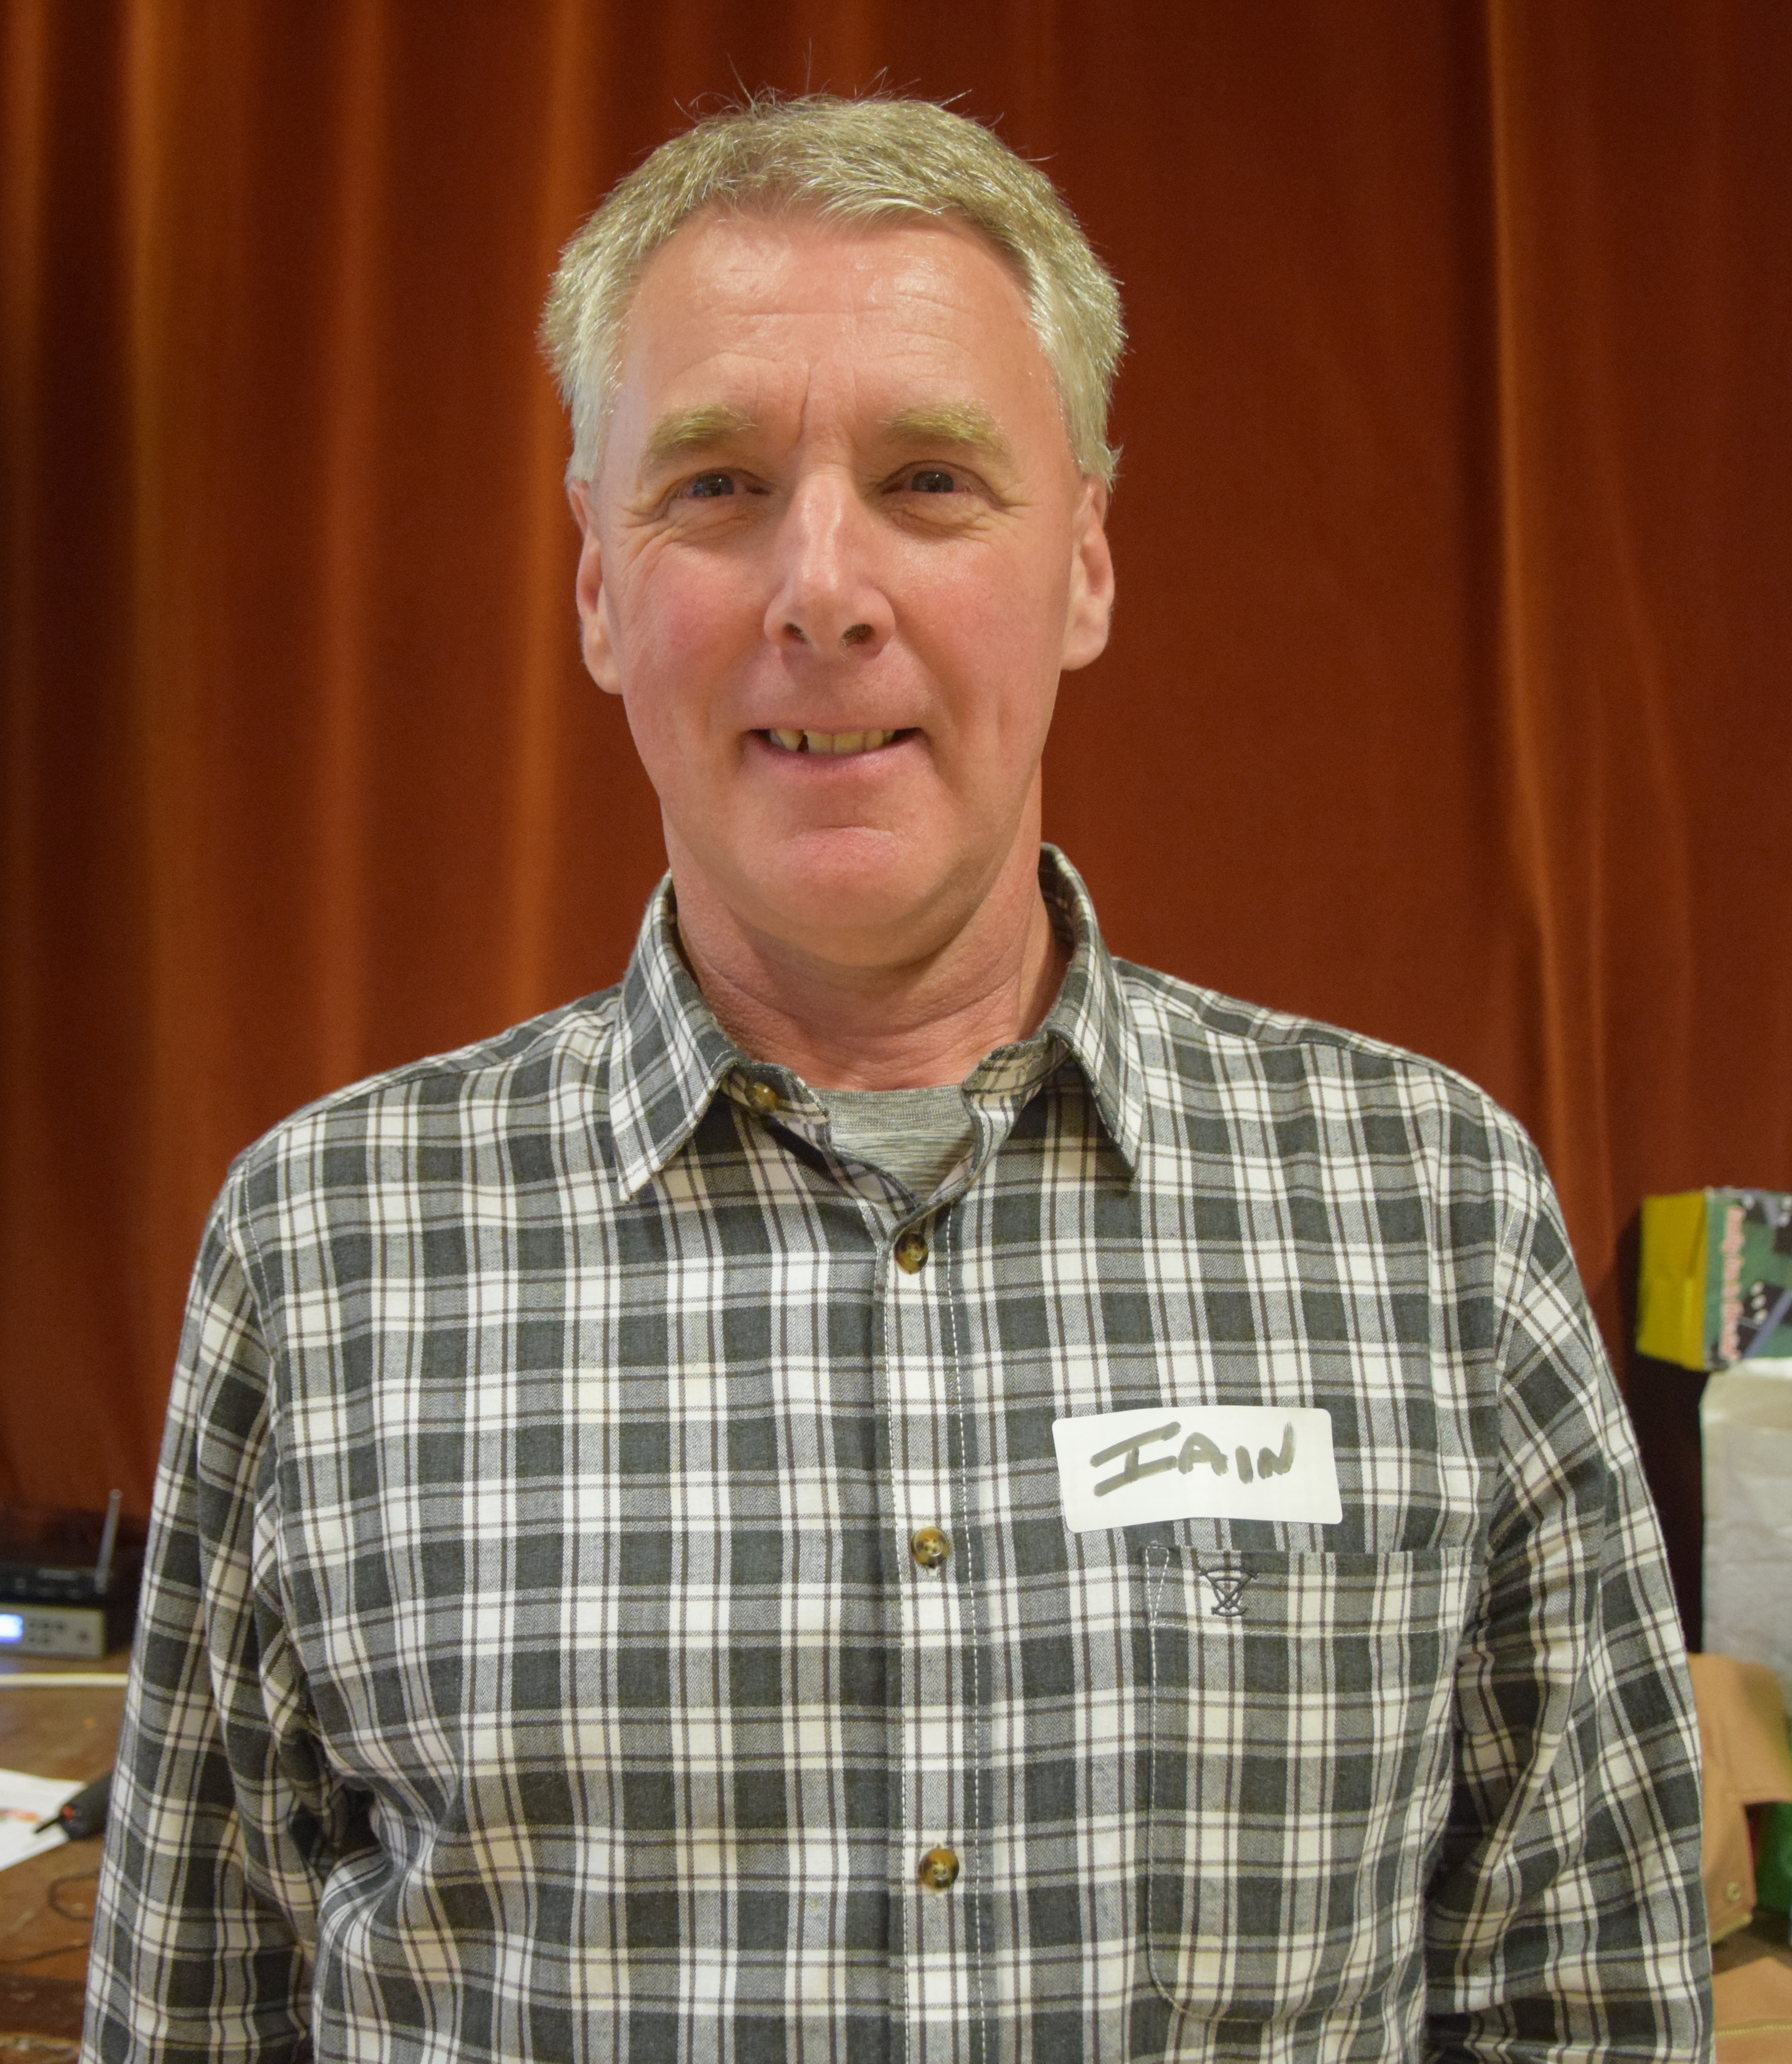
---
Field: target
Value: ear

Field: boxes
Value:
[568,478,623,696]
[1060,477,1115,673]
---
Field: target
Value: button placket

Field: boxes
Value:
[882,1201,972,2031]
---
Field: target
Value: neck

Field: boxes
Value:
[669,842,1068,1090]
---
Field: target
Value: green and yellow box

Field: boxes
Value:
[1637,1189,1792,1371]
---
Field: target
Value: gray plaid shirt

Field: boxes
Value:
[87,850,1710,2063]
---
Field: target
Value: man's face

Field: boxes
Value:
[571,208,1113,966]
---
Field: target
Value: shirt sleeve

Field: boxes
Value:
[1422,1131,1713,2061]
[83,1195,360,2064]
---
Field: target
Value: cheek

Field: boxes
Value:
[903,552,1070,732]
[627,579,748,671]
[612,557,764,720]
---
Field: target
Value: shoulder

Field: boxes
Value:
[1113,957,1546,1192]
[216,986,624,1223]
[1110,963,1581,1374]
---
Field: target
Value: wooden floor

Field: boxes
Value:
[0,1655,129,2060]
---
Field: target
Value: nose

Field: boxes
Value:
[763,473,894,658]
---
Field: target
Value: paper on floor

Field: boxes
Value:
[0,1767,81,1873]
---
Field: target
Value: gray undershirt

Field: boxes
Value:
[821,1084,977,1199]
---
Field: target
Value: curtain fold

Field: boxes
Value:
[3,0,1789,1512]
[1480,0,1791,1314]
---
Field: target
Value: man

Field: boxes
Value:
[87,95,1710,2062]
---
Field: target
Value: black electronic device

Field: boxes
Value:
[34,1770,112,1840]
[0,1494,144,1656]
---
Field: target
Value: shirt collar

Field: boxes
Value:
[606,845,1145,1200]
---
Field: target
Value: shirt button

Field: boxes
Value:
[744,1081,781,1114]
[1725,1880,1744,1904]
[918,1846,959,1893]
[910,1526,951,1570]
[894,1230,929,1273]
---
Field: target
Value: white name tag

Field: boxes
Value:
[1052,1403,1342,1532]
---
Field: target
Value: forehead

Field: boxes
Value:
[609,207,1063,446]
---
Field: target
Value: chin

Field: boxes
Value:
[739,830,962,960]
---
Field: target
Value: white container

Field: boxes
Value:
[1702,1359,1792,1705]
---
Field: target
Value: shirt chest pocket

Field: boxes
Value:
[1135,1541,1474,2025]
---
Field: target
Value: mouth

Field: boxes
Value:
[762,728,908,758]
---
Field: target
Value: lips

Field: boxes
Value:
[764,729,902,756]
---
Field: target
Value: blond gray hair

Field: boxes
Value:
[541,94,1123,487]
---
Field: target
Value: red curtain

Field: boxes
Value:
[4,0,1790,1523]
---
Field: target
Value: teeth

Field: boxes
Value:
[768,729,897,756]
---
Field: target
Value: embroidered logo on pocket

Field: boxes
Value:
[1201,1567,1254,1618]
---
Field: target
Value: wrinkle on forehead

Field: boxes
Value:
[606,212,1075,494]
[638,211,1036,358]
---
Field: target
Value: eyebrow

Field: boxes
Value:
[880,401,1011,463]
[640,403,759,473]
[636,397,1013,477]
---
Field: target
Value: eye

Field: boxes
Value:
[684,471,737,499]
[906,467,961,494]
